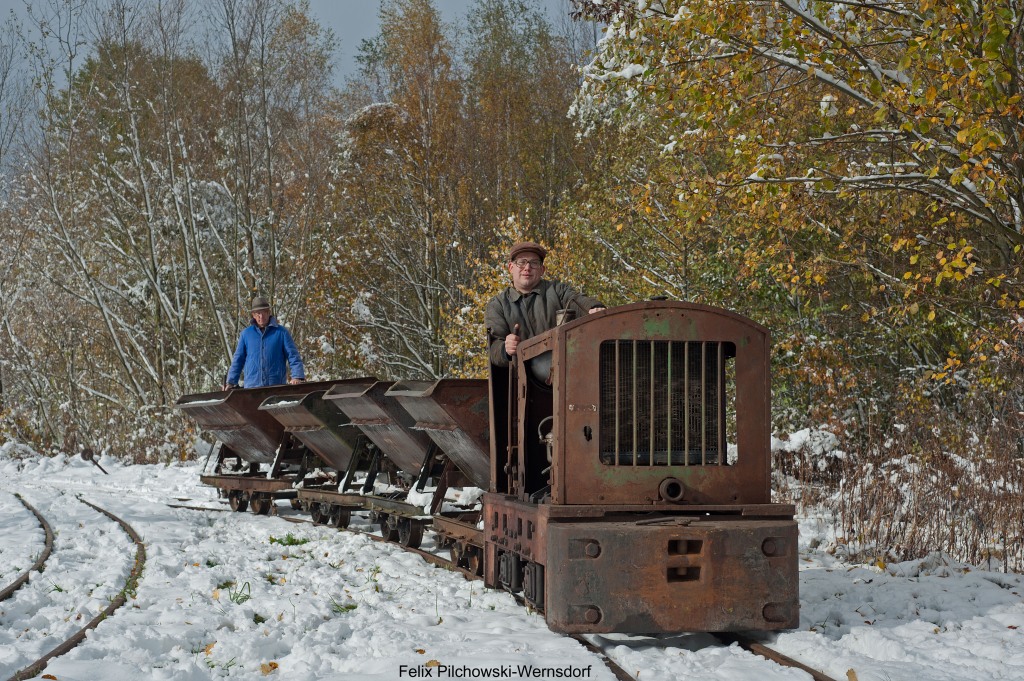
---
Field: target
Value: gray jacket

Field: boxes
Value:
[485,278,603,366]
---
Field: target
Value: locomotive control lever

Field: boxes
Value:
[538,416,554,476]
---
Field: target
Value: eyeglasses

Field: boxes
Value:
[512,259,542,269]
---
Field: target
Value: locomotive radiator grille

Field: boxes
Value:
[598,340,735,466]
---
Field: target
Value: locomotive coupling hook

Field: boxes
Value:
[659,477,685,502]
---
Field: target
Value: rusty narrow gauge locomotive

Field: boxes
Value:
[176,300,798,635]
[477,300,798,633]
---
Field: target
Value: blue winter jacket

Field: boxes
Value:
[226,317,305,388]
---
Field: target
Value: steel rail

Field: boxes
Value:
[7,498,147,681]
[567,636,639,681]
[0,494,54,603]
[714,633,840,681]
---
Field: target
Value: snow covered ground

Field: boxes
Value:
[1,446,1022,680]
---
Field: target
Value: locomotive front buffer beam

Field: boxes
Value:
[484,496,798,634]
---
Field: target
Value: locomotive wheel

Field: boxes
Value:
[310,502,326,525]
[397,518,423,549]
[328,507,351,529]
[250,494,273,516]
[378,514,399,541]
[228,491,249,513]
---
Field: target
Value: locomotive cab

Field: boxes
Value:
[484,300,799,633]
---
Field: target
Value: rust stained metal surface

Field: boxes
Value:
[296,488,366,509]
[432,515,484,547]
[515,301,772,507]
[175,381,341,464]
[322,381,432,473]
[544,517,798,634]
[198,474,295,493]
[386,379,491,488]
[258,379,374,470]
[484,493,549,568]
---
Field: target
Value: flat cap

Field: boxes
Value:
[250,296,271,311]
[508,241,547,262]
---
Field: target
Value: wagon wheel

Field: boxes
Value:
[310,502,326,525]
[378,514,399,541]
[328,506,351,529]
[466,546,483,576]
[228,491,249,513]
[397,518,423,549]
[290,498,303,510]
[250,494,273,515]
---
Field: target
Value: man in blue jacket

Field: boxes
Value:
[223,296,306,390]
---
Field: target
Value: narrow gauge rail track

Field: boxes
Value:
[173,500,838,681]
[6,498,147,681]
[0,494,54,603]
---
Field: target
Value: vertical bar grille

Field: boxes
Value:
[599,340,734,466]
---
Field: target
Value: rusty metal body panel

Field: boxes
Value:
[483,493,797,633]
[386,379,491,488]
[322,381,431,473]
[176,381,340,464]
[511,301,771,507]
[258,379,374,471]
[544,516,798,633]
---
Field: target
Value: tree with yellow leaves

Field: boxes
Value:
[571,0,1023,420]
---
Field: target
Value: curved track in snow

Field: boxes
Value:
[2,496,146,681]
[0,494,54,603]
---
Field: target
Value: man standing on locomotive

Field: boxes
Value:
[223,296,306,390]
[485,241,606,367]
